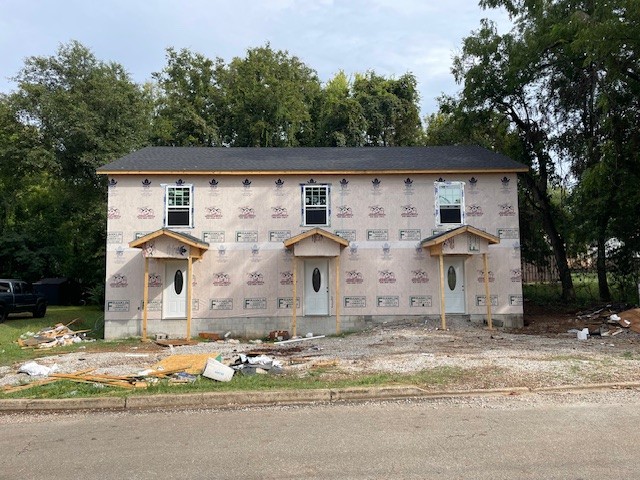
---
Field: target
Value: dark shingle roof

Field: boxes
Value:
[97,146,528,174]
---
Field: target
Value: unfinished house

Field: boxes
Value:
[97,146,527,339]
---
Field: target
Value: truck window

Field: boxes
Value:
[13,283,22,294]
[0,282,9,293]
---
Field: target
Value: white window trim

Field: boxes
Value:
[301,184,331,227]
[164,184,194,228]
[435,181,465,226]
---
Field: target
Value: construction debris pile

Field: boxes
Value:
[2,351,284,394]
[574,305,640,338]
[17,321,93,349]
[230,353,284,376]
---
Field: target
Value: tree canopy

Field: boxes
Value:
[0,41,152,289]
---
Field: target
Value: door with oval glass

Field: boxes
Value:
[304,259,329,315]
[444,257,465,314]
[164,260,188,318]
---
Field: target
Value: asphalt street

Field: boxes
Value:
[2,392,639,479]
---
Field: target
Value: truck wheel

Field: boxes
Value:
[0,306,7,322]
[33,302,47,318]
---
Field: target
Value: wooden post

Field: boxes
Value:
[335,255,341,335]
[292,256,298,338]
[186,256,193,339]
[439,253,446,330]
[142,256,149,342]
[483,253,493,330]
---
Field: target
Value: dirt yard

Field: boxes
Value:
[2,306,640,392]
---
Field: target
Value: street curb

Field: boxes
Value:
[124,389,332,410]
[6,383,639,413]
[0,396,126,412]
[531,382,640,393]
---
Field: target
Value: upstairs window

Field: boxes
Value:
[165,185,193,228]
[435,181,464,225]
[302,184,330,226]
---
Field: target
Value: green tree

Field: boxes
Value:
[353,71,422,146]
[316,71,366,146]
[1,41,152,288]
[462,1,640,302]
[220,44,322,147]
[151,48,224,146]
[0,94,61,282]
[451,14,576,300]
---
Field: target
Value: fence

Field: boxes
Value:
[521,260,560,284]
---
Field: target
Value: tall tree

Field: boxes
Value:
[220,44,321,147]
[151,48,224,146]
[316,71,367,146]
[451,0,640,301]
[2,41,152,287]
[353,71,422,146]
[0,95,60,281]
[450,15,575,300]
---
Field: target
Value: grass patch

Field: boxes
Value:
[0,306,104,367]
[524,273,639,308]
[523,282,598,310]
[1,366,474,400]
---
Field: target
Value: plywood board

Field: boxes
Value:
[151,353,221,375]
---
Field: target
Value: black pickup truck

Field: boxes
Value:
[0,279,47,321]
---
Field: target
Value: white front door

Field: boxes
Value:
[304,259,329,315]
[444,257,465,314]
[164,260,188,318]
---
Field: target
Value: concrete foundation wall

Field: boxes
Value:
[104,313,524,340]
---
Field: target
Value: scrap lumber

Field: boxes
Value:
[150,353,220,375]
[51,372,146,389]
[17,321,91,349]
[275,335,326,345]
[618,308,640,334]
[155,338,198,347]
[2,378,59,394]
[199,332,222,341]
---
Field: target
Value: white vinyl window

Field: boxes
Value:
[165,185,193,227]
[435,181,464,225]
[302,184,330,226]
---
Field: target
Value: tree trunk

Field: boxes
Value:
[521,173,576,302]
[596,233,611,302]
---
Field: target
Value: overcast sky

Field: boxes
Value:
[0,0,511,116]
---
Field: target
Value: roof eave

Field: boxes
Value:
[98,167,529,176]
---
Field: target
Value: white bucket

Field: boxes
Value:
[577,328,589,340]
[202,358,234,382]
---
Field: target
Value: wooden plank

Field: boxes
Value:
[155,339,197,347]
[150,353,218,375]
[292,256,298,338]
[2,378,59,393]
[50,374,140,389]
[187,255,193,340]
[335,255,341,335]
[483,253,493,330]
[143,255,149,341]
[439,254,446,330]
